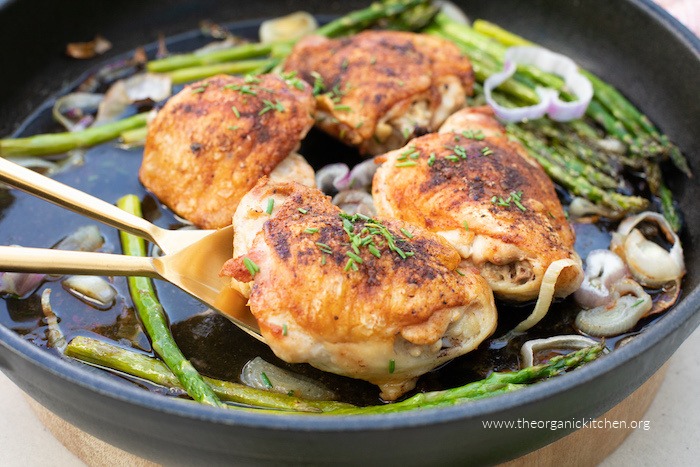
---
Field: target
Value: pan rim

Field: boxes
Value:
[0,0,698,434]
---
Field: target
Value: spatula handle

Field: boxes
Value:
[0,246,158,278]
[0,157,162,244]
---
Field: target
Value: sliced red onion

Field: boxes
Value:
[610,211,685,288]
[62,275,117,309]
[575,278,652,337]
[241,357,337,401]
[315,163,349,194]
[95,73,171,125]
[41,288,66,353]
[0,270,45,297]
[484,46,593,122]
[54,225,105,252]
[1,226,105,298]
[336,158,379,191]
[259,11,318,44]
[520,335,601,368]
[52,93,104,132]
[574,249,628,309]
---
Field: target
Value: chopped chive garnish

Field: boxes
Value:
[632,298,646,308]
[265,198,274,215]
[388,359,396,374]
[344,258,355,271]
[445,154,460,162]
[395,160,417,168]
[453,145,467,159]
[259,99,285,115]
[298,208,308,214]
[462,129,485,140]
[481,146,493,156]
[510,191,527,211]
[260,372,273,389]
[191,86,206,93]
[304,227,319,234]
[321,254,327,265]
[404,251,414,257]
[427,153,436,167]
[282,324,288,336]
[455,269,466,276]
[400,228,413,238]
[463,221,469,231]
[334,104,352,111]
[355,121,364,129]
[346,251,364,264]
[368,244,381,258]
[401,127,412,139]
[315,242,332,254]
[243,257,260,277]
[310,71,325,95]
[231,105,240,118]
[227,125,239,131]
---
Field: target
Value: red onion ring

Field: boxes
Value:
[484,46,593,122]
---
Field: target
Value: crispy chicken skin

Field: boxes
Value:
[221,179,496,400]
[139,74,316,229]
[283,31,474,155]
[373,107,583,302]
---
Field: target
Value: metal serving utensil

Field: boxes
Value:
[0,157,262,341]
[0,230,262,341]
[0,157,212,255]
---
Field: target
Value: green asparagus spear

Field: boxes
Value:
[315,0,430,38]
[147,0,430,73]
[331,344,605,414]
[147,42,274,73]
[506,124,648,212]
[65,335,354,412]
[166,58,277,84]
[117,194,223,407]
[470,18,690,174]
[66,332,604,414]
[0,112,150,157]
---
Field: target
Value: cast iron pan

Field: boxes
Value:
[0,1,698,465]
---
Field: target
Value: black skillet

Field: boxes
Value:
[0,0,698,465]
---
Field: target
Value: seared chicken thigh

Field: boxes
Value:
[284,31,474,155]
[373,107,583,321]
[139,73,316,229]
[221,179,496,400]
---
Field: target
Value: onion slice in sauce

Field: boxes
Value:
[62,275,117,309]
[574,249,628,309]
[513,258,582,332]
[610,211,685,288]
[520,335,601,368]
[484,46,593,122]
[241,357,336,401]
[575,278,652,337]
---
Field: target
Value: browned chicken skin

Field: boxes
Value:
[283,31,474,155]
[139,73,316,229]
[372,107,583,308]
[222,179,496,400]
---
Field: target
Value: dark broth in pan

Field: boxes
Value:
[0,21,677,408]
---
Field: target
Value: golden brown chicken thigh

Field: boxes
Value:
[283,30,474,155]
[372,107,583,329]
[221,179,496,400]
[139,73,316,229]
